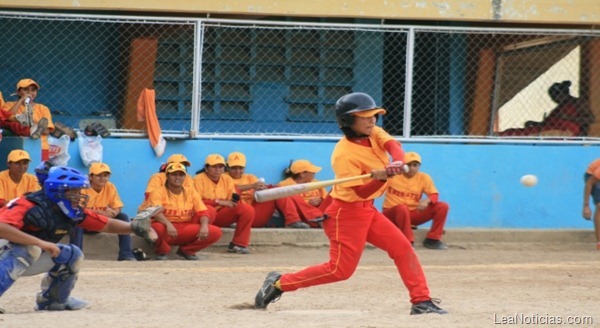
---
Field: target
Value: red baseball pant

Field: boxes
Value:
[210,203,254,247]
[151,221,222,255]
[279,199,431,304]
[383,202,449,242]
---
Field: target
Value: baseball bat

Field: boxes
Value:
[254,173,372,202]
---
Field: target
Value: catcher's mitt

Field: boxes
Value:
[131,206,162,244]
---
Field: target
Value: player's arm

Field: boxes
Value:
[352,169,389,198]
[583,176,598,219]
[0,222,60,256]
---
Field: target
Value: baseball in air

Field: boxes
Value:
[520,174,538,187]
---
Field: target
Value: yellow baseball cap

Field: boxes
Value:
[7,149,31,163]
[290,159,321,174]
[166,154,191,167]
[227,152,246,167]
[205,154,225,166]
[89,163,111,175]
[16,78,40,91]
[353,108,386,117]
[404,152,422,164]
[166,162,187,174]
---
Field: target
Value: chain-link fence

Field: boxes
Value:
[1,12,599,142]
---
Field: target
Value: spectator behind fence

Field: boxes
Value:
[500,80,594,137]
[226,151,312,229]
[0,79,53,140]
[69,163,138,261]
[0,150,40,207]
[382,152,449,250]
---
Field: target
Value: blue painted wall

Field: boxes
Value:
[9,137,598,230]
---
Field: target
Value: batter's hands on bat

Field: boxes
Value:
[371,169,389,181]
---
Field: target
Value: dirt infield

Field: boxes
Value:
[1,241,599,328]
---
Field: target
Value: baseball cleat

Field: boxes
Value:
[255,271,283,309]
[36,297,90,311]
[176,249,200,261]
[227,243,250,254]
[410,299,448,315]
[422,238,448,250]
[30,117,48,139]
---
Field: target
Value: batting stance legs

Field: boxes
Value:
[257,200,431,306]
[0,242,88,312]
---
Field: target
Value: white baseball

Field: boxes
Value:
[520,174,538,187]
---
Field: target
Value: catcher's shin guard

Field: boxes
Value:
[132,206,162,243]
[35,244,85,311]
[0,243,42,296]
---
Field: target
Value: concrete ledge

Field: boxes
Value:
[78,228,596,260]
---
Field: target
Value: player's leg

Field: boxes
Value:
[216,204,254,253]
[114,213,136,261]
[0,242,43,296]
[35,244,89,311]
[273,197,310,228]
[410,203,449,249]
[150,221,172,259]
[382,205,414,243]
[256,201,370,308]
[366,212,447,314]
[175,223,223,260]
[251,200,277,227]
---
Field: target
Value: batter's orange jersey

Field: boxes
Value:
[0,170,41,204]
[383,172,438,211]
[229,173,259,205]
[82,181,124,212]
[146,186,207,223]
[330,126,394,202]
[2,101,55,130]
[193,172,237,202]
[586,158,600,179]
[278,177,327,203]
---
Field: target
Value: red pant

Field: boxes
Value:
[151,221,222,255]
[210,203,254,247]
[0,120,30,136]
[383,202,449,242]
[251,197,304,227]
[279,199,431,304]
[287,194,325,228]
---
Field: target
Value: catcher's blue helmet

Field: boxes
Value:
[44,166,90,220]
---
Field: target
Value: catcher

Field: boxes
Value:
[0,166,161,313]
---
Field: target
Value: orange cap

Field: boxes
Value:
[16,78,40,91]
[166,154,191,167]
[7,149,31,163]
[89,162,112,175]
[227,152,246,167]
[404,152,421,164]
[290,159,321,174]
[166,162,187,174]
[205,154,226,166]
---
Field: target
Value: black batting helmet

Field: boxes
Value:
[335,92,384,128]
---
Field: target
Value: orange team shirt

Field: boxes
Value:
[586,158,600,179]
[383,172,438,211]
[138,172,194,210]
[230,173,259,205]
[278,177,327,203]
[2,102,55,130]
[0,170,41,204]
[82,181,124,211]
[194,173,237,202]
[146,186,206,223]
[330,126,394,202]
